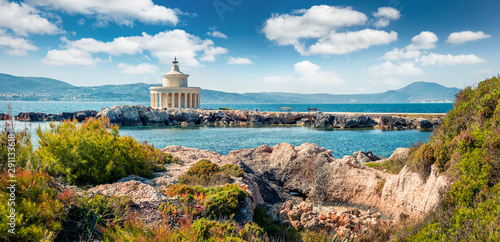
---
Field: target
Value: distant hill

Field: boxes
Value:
[0,73,459,103]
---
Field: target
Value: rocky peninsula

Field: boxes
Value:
[83,142,449,235]
[8,105,444,130]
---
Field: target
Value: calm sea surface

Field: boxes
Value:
[3,101,441,157]
[16,122,431,158]
[0,101,453,115]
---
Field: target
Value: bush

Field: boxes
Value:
[57,194,132,241]
[220,164,244,177]
[0,169,65,241]
[179,159,232,186]
[204,184,248,218]
[0,113,33,170]
[166,183,197,197]
[399,76,500,240]
[35,117,169,186]
[253,206,300,241]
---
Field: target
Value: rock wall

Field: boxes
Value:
[221,143,449,220]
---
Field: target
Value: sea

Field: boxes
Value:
[1,101,451,157]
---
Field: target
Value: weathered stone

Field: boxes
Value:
[287,210,302,221]
[304,217,319,231]
[281,200,294,211]
[290,220,301,228]
[297,202,313,213]
[300,213,313,226]
[279,210,289,221]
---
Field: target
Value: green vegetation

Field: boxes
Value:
[397,76,500,240]
[179,159,243,186]
[0,115,33,169]
[0,170,65,241]
[204,184,248,218]
[365,158,406,174]
[376,178,386,196]
[253,206,300,241]
[220,164,244,177]
[35,117,172,186]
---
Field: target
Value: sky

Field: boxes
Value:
[0,0,499,94]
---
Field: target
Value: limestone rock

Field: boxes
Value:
[297,202,313,213]
[287,210,302,221]
[389,148,411,161]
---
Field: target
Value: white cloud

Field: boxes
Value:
[227,57,253,65]
[382,48,421,61]
[263,5,381,55]
[264,61,344,86]
[207,30,228,39]
[27,0,179,26]
[406,31,438,50]
[62,36,141,55]
[200,47,229,62]
[117,63,158,74]
[0,0,62,36]
[373,7,401,28]
[446,31,491,45]
[308,29,397,55]
[419,53,486,66]
[0,31,38,55]
[42,49,101,66]
[47,30,228,67]
[368,61,424,78]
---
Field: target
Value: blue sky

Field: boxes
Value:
[0,0,499,94]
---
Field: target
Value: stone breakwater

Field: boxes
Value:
[4,105,443,130]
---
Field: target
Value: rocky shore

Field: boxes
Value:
[6,105,444,130]
[82,142,449,232]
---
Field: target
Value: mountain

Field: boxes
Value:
[0,73,459,103]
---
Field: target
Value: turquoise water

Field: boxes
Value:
[0,101,453,115]
[108,126,431,157]
[16,122,430,157]
[4,101,437,157]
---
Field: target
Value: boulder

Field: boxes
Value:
[74,110,98,121]
[287,210,302,221]
[98,105,144,126]
[300,213,313,226]
[389,148,411,161]
[297,202,313,213]
[314,113,334,127]
[281,200,294,211]
[304,217,319,231]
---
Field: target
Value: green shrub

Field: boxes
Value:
[0,117,33,170]
[35,117,169,186]
[57,194,132,241]
[179,159,232,186]
[166,183,197,197]
[365,159,406,175]
[192,218,238,240]
[399,76,500,240]
[204,184,248,218]
[0,169,65,241]
[220,164,244,177]
[253,206,300,241]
